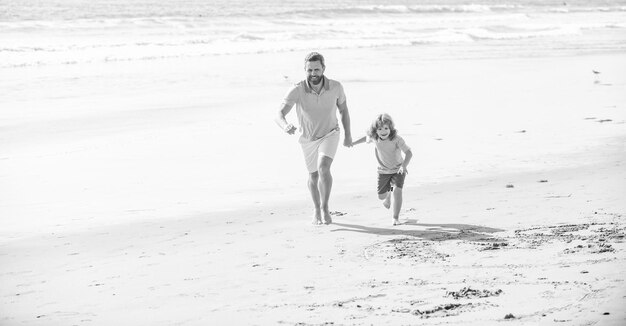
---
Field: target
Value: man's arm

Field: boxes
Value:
[275,102,297,134]
[337,100,352,147]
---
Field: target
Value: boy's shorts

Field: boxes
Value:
[377,172,406,194]
[299,129,340,173]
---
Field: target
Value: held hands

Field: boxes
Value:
[398,166,408,175]
[350,136,366,147]
[343,134,353,148]
[284,123,297,135]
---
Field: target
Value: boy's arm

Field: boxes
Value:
[398,149,413,174]
[351,136,367,146]
[275,102,296,134]
[337,100,352,147]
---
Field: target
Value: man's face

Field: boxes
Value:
[305,61,325,85]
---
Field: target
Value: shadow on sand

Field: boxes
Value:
[331,219,505,242]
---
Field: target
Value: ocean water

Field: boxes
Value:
[1,0,625,68]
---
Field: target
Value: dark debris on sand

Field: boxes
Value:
[412,303,475,318]
[513,219,625,251]
[447,287,503,300]
[476,241,509,251]
[384,238,450,262]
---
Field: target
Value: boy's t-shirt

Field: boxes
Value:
[368,135,411,174]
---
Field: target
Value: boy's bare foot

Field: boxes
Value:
[383,194,391,209]
[393,218,401,226]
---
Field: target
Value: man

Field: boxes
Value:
[275,52,352,225]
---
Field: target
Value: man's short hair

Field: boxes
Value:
[304,52,325,68]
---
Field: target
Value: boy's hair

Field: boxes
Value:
[304,52,325,68]
[367,113,397,141]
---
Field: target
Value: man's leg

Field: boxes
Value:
[308,171,322,225]
[318,155,334,224]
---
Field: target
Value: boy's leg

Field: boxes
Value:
[308,171,322,225]
[379,192,391,209]
[392,187,403,224]
[391,173,406,225]
[318,155,334,224]
[377,174,393,209]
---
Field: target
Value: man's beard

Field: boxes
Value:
[308,75,323,85]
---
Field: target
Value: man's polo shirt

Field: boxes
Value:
[283,76,346,141]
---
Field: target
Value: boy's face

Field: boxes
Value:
[376,124,391,140]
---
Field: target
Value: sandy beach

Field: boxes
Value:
[1,47,625,325]
[1,1,626,323]
[2,157,625,325]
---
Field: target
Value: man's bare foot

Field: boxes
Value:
[323,213,332,225]
[383,193,391,209]
[393,218,401,226]
[312,211,323,225]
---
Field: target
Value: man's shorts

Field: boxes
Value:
[299,129,340,173]
[377,172,406,194]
